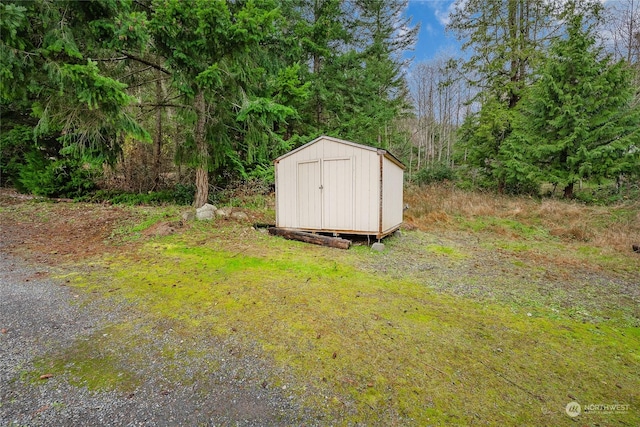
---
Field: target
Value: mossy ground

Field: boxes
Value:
[41,221,639,425]
[4,187,638,426]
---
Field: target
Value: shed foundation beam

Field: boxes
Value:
[268,228,351,249]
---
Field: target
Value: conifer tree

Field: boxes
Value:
[151,0,291,206]
[449,0,579,190]
[503,8,640,197]
[0,0,149,193]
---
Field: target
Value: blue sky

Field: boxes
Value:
[403,0,460,63]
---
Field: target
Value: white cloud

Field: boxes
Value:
[425,22,435,35]
[433,0,466,27]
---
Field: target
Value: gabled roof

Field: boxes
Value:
[274,135,405,170]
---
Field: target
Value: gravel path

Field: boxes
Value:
[0,248,321,426]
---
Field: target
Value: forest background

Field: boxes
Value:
[1,0,639,207]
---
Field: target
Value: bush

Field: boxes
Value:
[171,183,195,205]
[502,179,540,196]
[18,149,100,198]
[212,177,272,209]
[78,185,195,206]
[574,180,640,205]
[414,163,455,185]
[0,125,32,187]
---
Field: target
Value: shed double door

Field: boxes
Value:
[297,158,353,231]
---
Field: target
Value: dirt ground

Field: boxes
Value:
[0,189,320,426]
[0,188,141,264]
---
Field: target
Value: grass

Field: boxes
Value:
[404,183,640,253]
[16,184,640,425]
[49,240,639,424]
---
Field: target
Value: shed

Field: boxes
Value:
[274,135,405,239]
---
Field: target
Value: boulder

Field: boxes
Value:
[230,211,249,221]
[181,210,196,222]
[195,203,217,220]
[371,242,385,252]
[215,207,233,218]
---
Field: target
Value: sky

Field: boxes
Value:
[403,0,460,63]
[402,0,633,64]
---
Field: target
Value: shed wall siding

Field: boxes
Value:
[275,137,381,232]
[382,156,404,232]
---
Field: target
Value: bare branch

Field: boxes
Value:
[118,51,171,75]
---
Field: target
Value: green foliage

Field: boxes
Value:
[170,184,196,206]
[573,180,640,205]
[246,164,275,185]
[414,163,455,185]
[3,0,418,201]
[0,125,32,187]
[18,149,100,198]
[281,0,415,148]
[504,9,640,197]
[456,97,515,185]
[0,2,28,101]
[1,0,149,197]
[79,184,195,206]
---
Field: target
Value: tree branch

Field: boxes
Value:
[89,56,128,62]
[136,103,190,109]
[118,50,171,75]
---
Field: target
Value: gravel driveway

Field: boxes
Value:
[0,248,320,426]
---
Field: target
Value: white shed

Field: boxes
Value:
[274,135,405,239]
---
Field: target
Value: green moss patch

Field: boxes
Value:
[54,228,640,426]
[30,323,145,392]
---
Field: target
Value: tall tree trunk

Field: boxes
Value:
[563,182,575,199]
[508,0,520,108]
[152,76,163,191]
[193,89,209,208]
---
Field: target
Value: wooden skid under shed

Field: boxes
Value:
[268,227,351,249]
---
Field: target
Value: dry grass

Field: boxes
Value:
[404,183,640,254]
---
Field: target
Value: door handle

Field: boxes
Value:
[319,185,323,190]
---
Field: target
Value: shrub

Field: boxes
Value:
[18,149,100,198]
[171,183,195,205]
[414,163,455,185]
[0,125,32,187]
[78,185,194,206]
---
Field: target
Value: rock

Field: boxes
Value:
[143,221,177,237]
[195,203,217,220]
[371,242,385,252]
[181,211,195,222]
[230,211,249,221]
[393,230,402,238]
[215,207,233,218]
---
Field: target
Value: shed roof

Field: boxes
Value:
[274,135,405,170]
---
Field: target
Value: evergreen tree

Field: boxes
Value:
[282,0,416,148]
[0,0,148,192]
[503,9,640,197]
[338,0,417,147]
[449,0,573,190]
[151,0,293,207]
